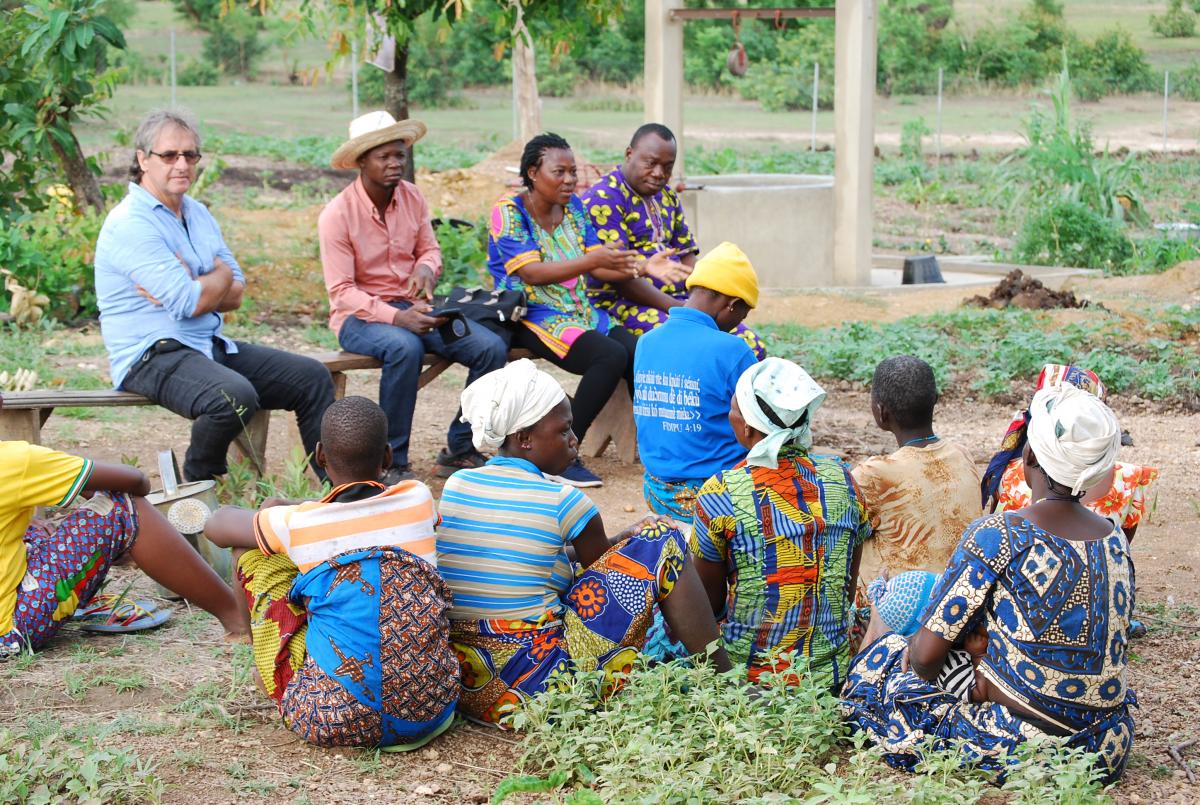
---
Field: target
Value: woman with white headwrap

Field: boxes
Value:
[435,360,730,726]
[842,385,1138,785]
[683,357,870,689]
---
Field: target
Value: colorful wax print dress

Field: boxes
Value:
[487,194,608,358]
[692,445,870,688]
[580,167,765,359]
[996,460,1158,532]
[437,457,688,727]
[840,512,1137,785]
[237,480,459,749]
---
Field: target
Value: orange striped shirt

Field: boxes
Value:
[253,480,438,573]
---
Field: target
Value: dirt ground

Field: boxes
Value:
[6,271,1200,803]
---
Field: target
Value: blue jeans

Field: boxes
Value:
[338,302,508,466]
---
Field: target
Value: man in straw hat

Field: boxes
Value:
[631,241,761,522]
[320,111,508,483]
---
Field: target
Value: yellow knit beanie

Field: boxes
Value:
[685,241,759,309]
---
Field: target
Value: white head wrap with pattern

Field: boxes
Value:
[734,357,826,468]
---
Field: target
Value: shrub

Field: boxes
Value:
[200,6,266,79]
[1150,0,1197,38]
[177,57,219,87]
[877,0,963,95]
[1014,199,1133,270]
[0,202,104,322]
[431,217,489,293]
[1071,28,1155,94]
[1175,61,1200,101]
[738,23,834,111]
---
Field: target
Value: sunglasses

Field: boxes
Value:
[149,150,202,165]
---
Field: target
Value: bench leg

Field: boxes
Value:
[417,358,452,390]
[580,380,638,464]
[330,370,348,400]
[229,409,271,474]
[0,408,43,444]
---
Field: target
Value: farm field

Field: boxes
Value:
[4,0,1200,801]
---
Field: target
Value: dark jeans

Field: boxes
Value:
[122,338,335,481]
[515,325,636,445]
[337,302,509,467]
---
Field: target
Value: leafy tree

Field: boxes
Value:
[0,0,127,215]
[173,0,268,79]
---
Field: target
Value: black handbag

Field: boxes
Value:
[434,286,527,324]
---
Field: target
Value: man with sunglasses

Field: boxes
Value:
[94,109,334,482]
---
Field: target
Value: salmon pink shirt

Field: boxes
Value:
[318,177,442,334]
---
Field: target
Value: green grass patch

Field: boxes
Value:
[502,654,1112,803]
[759,306,1200,405]
[0,728,164,803]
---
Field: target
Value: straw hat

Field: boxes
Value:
[330,111,427,170]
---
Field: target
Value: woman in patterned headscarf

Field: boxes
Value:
[983,364,1158,541]
[686,358,871,689]
[842,386,1138,785]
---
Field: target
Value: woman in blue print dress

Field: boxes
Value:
[841,384,1137,784]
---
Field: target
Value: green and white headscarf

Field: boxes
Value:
[734,357,826,468]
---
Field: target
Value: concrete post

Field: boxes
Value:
[645,0,686,178]
[833,0,877,286]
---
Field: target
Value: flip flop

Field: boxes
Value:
[73,594,159,623]
[79,605,171,634]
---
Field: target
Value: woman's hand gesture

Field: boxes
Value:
[587,246,641,282]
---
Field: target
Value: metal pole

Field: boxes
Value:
[1162,71,1170,153]
[169,29,176,107]
[512,52,519,141]
[935,66,943,169]
[810,62,819,151]
[351,41,359,119]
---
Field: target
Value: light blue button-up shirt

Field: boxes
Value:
[95,182,246,388]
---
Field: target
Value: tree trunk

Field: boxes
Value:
[511,3,541,143]
[384,43,415,183]
[47,123,104,215]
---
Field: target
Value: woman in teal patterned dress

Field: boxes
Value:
[841,385,1137,784]
[486,133,641,488]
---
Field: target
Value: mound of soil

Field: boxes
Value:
[968,269,1089,310]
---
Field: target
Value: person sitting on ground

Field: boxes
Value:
[0,394,248,656]
[842,385,1137,784]
[95,109,334,483]
[435,359,731,727]
[581,124,766,359]
[982,363,1158,542]
[851,356,982,600]
[632,241,759,520]
[486,133,643,488]
[687,358,869,689]
[321,112,508,483]
[205,396,459,749]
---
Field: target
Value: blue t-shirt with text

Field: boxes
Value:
[633,307,757,482]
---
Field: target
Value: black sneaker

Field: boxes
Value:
[381,465,416,486]
[434,448,487,478]
[546,458,603,488]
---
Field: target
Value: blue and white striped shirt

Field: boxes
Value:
[436,456,598,620]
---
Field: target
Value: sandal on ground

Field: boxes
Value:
[75,596,171,633]
[73,592,157,622]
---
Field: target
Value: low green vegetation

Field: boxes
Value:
[498,655,1112,803]
[0,728,164,804]
[760,305,1200,405]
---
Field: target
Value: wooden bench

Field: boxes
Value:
[1,349,638,468]
[312,349,638,464]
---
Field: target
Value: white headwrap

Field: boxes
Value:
[459,359,567,451]
[1026,384,1121,496]
[734,357,827,468]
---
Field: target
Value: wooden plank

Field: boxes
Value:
[310,350,383,373]
[2,390,151,409]
[670,7,835,20]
